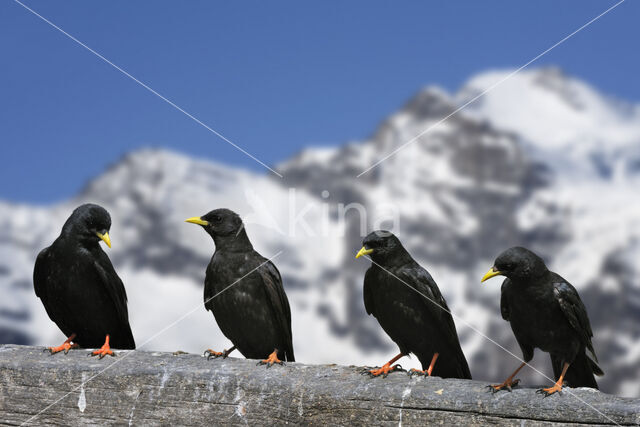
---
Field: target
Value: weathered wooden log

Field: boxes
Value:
[0,344,638,426]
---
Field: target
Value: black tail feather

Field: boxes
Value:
[286,346,295,363]
[589,356,604,377]
[457,349,472,380]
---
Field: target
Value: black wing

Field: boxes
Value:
[398,265,471,378]
[93,250,130,324]
[91,249,135,349]
[33,246,72,328]
[500,278,512,321]
[34,247,51,300]
[34,246,75,329]
[258,258,295,362]
[553,280,597,362]
[500,278,534,362]
[398,266,452,330]
[204,254,217,313]
[363,267,377,316]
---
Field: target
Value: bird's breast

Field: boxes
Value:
[508,288,575,352]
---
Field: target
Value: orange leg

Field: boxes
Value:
[488,362,526,393]
[409,352,439,377]
[366,353,405,378]
[45,333,79,355]
[204,346,236,360]
[90,335,115,359]
[257,349,284,368]
[537,362,569,397]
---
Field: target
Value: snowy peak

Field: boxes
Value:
[81,148,251,202]
[276,85,460,185]
[456,68,640,180]
[459,67,636,120]
[401,85,456,121]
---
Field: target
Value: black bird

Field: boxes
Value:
[356,231,471,379]
[481,246,603,396]
[34,203,135,357]
[186,208,294,366]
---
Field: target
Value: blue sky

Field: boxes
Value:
[1,0,638,202]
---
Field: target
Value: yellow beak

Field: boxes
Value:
[355,246,374,259]
[185,217,210,226]
[481,267,503,282]
[96,231,111,248]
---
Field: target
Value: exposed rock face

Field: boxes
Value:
[1,345,638,426]
[1,68,640,398]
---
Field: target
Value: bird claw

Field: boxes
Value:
[257,350,284,368]
[487,378,520,393]
[256,360,285,368]
[486,384,507,394]
[536,386,562,397]
[359,366,373,375]
[45,341,78,355]
[364,364,404,378]
[91,348,115,359]
[204,349,231,360]
[408,368,431,378]
[90,335,115,359]
[384,364,404,378]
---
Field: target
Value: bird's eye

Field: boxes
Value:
[212,215,222,223]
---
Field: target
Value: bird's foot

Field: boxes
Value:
[365,363,404,378]
[90,335,115,359]
[204,348,233,360]
[45,335,79,355]
[257,350,284,368]
[486,378,520,393]
[408,368,433,378]
[536,382,563,397]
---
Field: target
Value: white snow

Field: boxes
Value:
[2,67,639,397]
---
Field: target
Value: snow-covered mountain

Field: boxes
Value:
[458,67,640,180]
[1,67,639,397]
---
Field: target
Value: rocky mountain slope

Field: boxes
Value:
[1,67,638,397]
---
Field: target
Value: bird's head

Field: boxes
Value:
[481,246,548,282]
[185,208,250,250]
[355,230,406,264]
[62,203,112,248]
